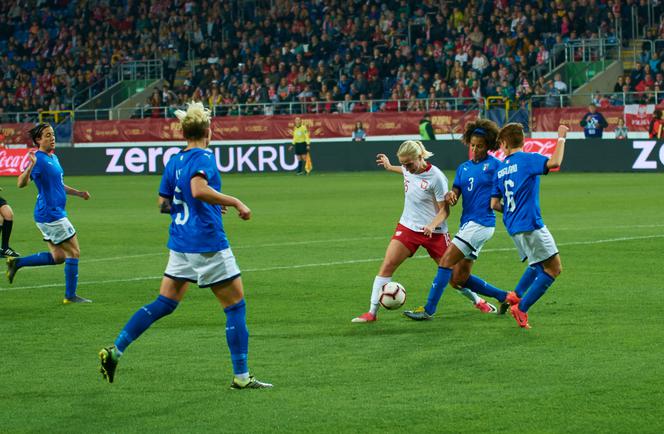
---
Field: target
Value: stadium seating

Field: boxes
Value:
[0,0,661,121]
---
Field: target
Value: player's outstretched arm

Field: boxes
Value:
[547,125,568,170]
[191,176,251,220]
[64,185,91,199]
[423,201,450,237]
[17,152,36,188]
[376,153,402,174]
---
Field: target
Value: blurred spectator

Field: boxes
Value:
[649,109,663,139]
[580,103,609,138]
[419,113,436,141]
[351,94,370,113]
[352,122,367,141]
[553,73,568,93]
[614,118,629,139]
[0,0,628,117]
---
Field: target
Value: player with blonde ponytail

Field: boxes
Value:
[100,102,272,389]
[352,139,483,322]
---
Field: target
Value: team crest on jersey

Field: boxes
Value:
[483,163,489,171]
[420,180,429,189]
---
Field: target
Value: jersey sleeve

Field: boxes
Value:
[529,152,550,176]
[191,152,217,181]
[158,161,174,199]
[491,170,502,198]
[452,165,462,191]
[29,157,42,181]
[432,171,448,202]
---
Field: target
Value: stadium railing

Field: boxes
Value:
[531,38,621,84]
[73,60,164,110]
[0,97,482,122]
[530,90,663,108]
[3,91,661,126]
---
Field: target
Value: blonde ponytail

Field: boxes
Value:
[176,101,211,140]
[397,140,434,160]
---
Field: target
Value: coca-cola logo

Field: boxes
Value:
[489,139,557,161]
[0,149,33,175]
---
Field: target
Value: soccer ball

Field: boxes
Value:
[379,282,406,310]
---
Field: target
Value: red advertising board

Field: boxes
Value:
[72,111,480,143]
[532,108,624,132]
[0,124,33,146]
[0,148,33,176]
[533,106,662,133]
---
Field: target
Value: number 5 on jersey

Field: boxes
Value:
[172,186,190,225]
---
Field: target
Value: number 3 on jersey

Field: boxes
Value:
[504,179,516,212]
[172,186,190,225]
[467,176,474,192]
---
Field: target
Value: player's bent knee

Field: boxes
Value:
[544,264,561,277]
[52,253,66,264]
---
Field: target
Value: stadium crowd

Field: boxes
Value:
[0,0,659,119]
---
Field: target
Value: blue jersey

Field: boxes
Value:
[453,156,501,228]
[30,151,67,223]
[159,148,229,253]
[492,151,549,236]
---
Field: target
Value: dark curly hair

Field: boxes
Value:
[462,119,500,151]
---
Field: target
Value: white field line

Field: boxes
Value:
[84,236,388,263]
[82,223,664,264]
[1,234,663,292]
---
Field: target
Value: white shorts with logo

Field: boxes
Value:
[36,217,76,245]
[164,248,241,288]
[512,226,559,265]
[451,221,495,260]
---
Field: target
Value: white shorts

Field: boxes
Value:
[164,248,241,288]
[451,221,495,260]
[512,226,559,265]
[36,217,76,245]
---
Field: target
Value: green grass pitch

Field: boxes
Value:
[1,171,663,433]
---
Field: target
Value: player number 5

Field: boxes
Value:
[172,186,190,225]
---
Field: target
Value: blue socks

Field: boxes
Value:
[464,275,508,302]
[424,267,452,315]
[514,265,539,297]
[15,253,80,299]
[112,296,251,378]
[224,299,249,376]
[519,270,555,312]
[114,295,179,353]
[64,258,79,299]
[15,252,55,268]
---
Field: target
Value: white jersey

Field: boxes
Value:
[399,163,449,234]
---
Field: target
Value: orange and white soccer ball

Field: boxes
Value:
[379,282,406,310]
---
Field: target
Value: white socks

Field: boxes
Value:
[369,275,392,315]
[235,372,250,382]
[458,287,481,304]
